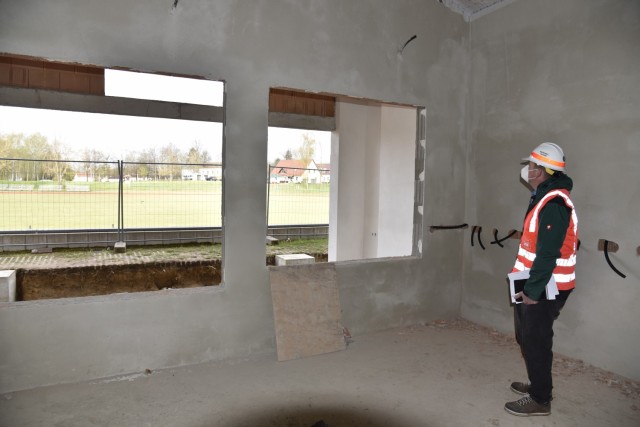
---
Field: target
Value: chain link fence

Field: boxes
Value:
[0,158,222,232]
[267,164,330,226]
[1,158,329,250]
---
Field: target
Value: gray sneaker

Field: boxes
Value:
[510,381,530,395]
[505,395,551,416]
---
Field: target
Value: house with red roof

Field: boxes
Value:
[270,159,327,184]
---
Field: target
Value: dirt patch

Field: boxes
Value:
[17,260,223,301]
[14,252,329,301]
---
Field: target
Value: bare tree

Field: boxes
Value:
[48,139,73,182]
[186,141,211,165]
[0,133,23,180]
[159,143,183,180]
[23,133,51,180]
[81,148,111,182]
[0,133,22,158]
[296,133,316,166]
[137,148,160,180]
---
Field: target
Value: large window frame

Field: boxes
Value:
[267,87,425,264]
[0,55,225,252]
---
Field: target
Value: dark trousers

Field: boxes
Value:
[514,296,568,404]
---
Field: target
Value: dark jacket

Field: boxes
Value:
[524,173,574,301]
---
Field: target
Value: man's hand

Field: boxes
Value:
[515,291,539,305]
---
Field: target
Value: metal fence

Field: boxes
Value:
[267,164,330,226]
[0,158,329,249]
[0,158,223,232]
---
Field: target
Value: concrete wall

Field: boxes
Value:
[462,0,640,380]
[0,0,468,392]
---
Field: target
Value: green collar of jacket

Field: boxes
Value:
[529,173,573,211]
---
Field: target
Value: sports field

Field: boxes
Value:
[0,180,329,231]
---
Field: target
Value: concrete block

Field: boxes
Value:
[114,241,126,253]
[0,270,16,302]
[266,236,279,245]
[31,247,53,254]
[275,254,315,266]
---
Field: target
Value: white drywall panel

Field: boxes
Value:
[378,105,416,258]
[330,101,371,262]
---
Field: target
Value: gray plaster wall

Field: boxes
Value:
[462,0,640,380]
[0,0,469,392]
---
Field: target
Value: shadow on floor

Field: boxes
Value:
[212,404,421,427]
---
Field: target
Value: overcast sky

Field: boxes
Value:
[0,70,330,164]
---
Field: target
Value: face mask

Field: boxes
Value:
[521,165,541,182]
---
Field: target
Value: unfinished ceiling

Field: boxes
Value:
[438,0,517,21]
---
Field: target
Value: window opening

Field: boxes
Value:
[266,88,422,266]
[267,127,331,265]
[105,69,223,106]
[0,64,225,300]
[1,106,222,232]
[329,98,419,262]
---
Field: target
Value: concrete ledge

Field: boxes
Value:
[0,270,16,302]
[275,254,315,266]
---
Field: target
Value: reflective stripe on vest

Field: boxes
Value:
[529,191,578,235]
[512,189,578,290]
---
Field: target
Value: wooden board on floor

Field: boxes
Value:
[269,263,346,361]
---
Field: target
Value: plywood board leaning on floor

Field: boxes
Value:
[269,263,346,361]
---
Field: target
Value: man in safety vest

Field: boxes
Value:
[505,142,578,417]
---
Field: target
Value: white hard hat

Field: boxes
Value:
[523,142,566,171]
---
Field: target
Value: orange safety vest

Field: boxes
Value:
[512,189,578,291]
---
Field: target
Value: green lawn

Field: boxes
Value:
[1,180,329,231]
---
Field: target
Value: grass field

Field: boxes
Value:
[1,180,329,231]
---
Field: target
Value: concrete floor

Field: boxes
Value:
[1,319,638,427]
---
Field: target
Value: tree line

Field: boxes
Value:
[270,133,317,166]
[0,132,215,182]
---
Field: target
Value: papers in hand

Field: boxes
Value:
[507,270,558,304]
